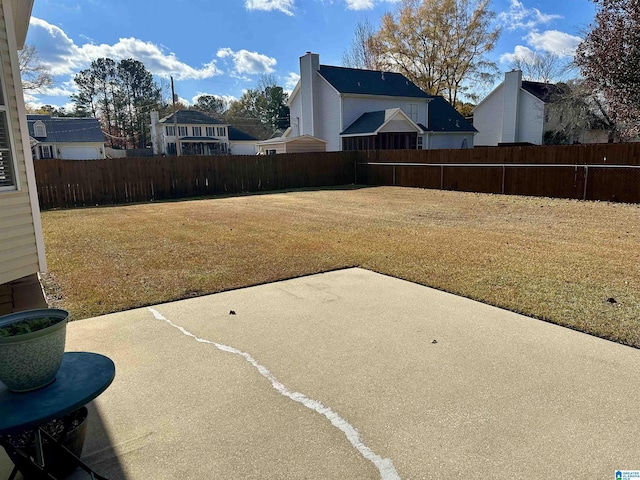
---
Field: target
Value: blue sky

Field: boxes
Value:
[26,0,596,110]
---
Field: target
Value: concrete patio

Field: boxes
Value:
[2,268,639,479]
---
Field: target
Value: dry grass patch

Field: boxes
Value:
[41,186,640,347]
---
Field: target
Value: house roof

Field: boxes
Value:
[228,126,258,141]
[258,135,327,146]
[521,81,561,103]
[318,65,433,99]
[159,110,226,125]
[341,108,423,136]
[423,97,477,133]
[26,115,105,143]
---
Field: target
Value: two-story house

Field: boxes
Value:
[0,0,48,314]
[472,70,610,146]
[260,52,475,153]
[150,110,259,156]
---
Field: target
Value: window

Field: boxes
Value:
[40,145,52,159]
[407,103,419,123]
[178,126,188,136]
[217,127,226,137]
[167,143,176,155]
[34,121,46,138]
[206,126,215,137]
[192,126,202,136]
[166,126,175,136]
[0,78,16,191]
[417,136,423,150]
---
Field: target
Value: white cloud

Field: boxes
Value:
[28,17,223,80]
[526,30,581,57]
[497,0,561,31]
[245,0,295,16]
[344,0,399,9]
[216,48,277,75]
[499,45,535,64]
[283,72,300,92]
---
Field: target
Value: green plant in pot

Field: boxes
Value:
[0,308,69,392]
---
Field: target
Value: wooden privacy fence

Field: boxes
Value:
[34,153,357,210]
[34,144,640,209]
[355,144,640,203]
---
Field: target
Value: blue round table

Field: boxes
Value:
[0,352,115,479]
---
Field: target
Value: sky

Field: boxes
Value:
[26,0,597,111]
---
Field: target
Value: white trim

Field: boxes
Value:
[4,0,46,271]
[340,108,424,138]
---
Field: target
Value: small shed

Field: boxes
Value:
[257,135,327,154]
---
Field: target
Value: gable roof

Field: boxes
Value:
[318,65,433,99]
[341,108,423,136]
[159,110,226,125]
[258,134,327,146]
[424,97,477,133]
[26,115,105,143]
[521,81,561,103]
[228,126,258,141]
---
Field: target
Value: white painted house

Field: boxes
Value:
[150,110,259,156]
[27,115,106,160]
[269,52,475,152]
[0,0,48,313]
[474,70,613,146]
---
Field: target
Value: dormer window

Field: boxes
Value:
[34,120,46,138]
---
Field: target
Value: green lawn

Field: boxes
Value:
[40,186,640,348]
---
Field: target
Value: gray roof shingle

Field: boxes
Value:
[228,126,258,141]
[423,97,477,133]
[318,65,433,99]
[27,115,105,143]
[159,110,226,125]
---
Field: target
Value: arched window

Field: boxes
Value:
[34,120,46,138]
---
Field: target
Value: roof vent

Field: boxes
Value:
[357,81,361,87]
[381,72,385,81]
[456,120,460,128]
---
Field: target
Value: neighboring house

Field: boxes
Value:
[150,110,258,156]
[27,115,106,160]
[0,0,48,314]
[228,126,259,155]
[273,52,474,152]
[473,70,611,146]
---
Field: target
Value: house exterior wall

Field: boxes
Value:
[158,122,230,154]
[289,92,302,138]
[342,96,428,132]
[316,77,341,151]
[517,92,545,145]
[473,86,504,146]
[0,0,45,286]
[33,142,104,159]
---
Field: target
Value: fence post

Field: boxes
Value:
[440,165,444,190]
[583,165,589,200]
[393,165,396,186]
[502,165,506,194]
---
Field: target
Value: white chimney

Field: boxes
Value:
[150,111,161,155]
[300,52,320,137]
[501,70,522,143]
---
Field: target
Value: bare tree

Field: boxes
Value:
[509,51,572,84]
[341,18,383,70]
[18,45,53,92]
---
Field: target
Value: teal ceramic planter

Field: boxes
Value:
[0,308,68,392]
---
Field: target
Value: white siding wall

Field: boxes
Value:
[517,92,545,145]
[342,96,428,131]
[473,86,504,146]
[316,77,341,151]
[289,89,302,138]
[0,0,40,285]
